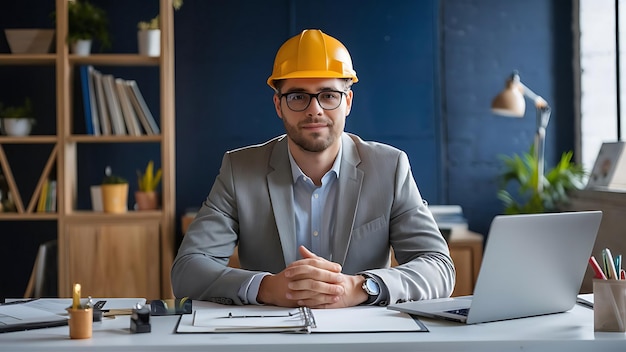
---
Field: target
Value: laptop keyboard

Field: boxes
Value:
[445,308,470,316]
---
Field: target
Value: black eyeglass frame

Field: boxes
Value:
[278,90,347,112]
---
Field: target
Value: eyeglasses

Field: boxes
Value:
[279,90,346,112]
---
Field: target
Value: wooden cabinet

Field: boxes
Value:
[182,215,483,297]
[64,221,160,299]
[447,231,483,296]
[0,0,176,299]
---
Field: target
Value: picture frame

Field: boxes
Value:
[585,142,626,190]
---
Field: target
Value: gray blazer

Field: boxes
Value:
[171,133,455,305]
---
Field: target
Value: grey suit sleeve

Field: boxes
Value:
[362,152,456,305]
[171,153,260,305]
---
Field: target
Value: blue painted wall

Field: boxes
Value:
[442,0,574,235]
[0,0,575,298]
[174,0,442,217]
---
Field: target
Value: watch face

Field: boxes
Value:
[365,278,380,296]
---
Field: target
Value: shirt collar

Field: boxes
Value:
[288,141,343,184]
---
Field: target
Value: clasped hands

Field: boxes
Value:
[257,246,368,308]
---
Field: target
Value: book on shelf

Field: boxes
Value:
[37,180,48,213]
[101,74,126,136]
[48,180,57,212]
[86,66,101,135]
[123,81,153,135]
[92,69,111,135]
[79,65,94,135]
[115,78,142,136]
[126,80,160,135]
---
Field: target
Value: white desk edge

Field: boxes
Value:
[0,303,624,352]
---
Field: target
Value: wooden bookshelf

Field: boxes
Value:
[0,0,176,300]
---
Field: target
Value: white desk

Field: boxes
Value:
[0,304,624,351]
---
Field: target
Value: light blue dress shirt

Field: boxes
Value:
[238,143,342,304]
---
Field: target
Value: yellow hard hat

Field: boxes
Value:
[267,29,358,89]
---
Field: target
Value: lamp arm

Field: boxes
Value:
[534,106,551,193]
[518,81,550,111]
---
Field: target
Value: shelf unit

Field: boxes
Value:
[0,0,176,299]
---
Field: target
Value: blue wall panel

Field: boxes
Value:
[175,0,442,212]
[442,0,574,235]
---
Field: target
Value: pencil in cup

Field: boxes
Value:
[593,278,626,332]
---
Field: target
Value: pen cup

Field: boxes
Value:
[593,279,626,332]
[68,307,93,339]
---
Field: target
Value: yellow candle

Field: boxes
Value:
[73,283,81,309]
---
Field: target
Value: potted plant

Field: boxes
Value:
[101,166,128,213]
[0,98,36,136]
[137,0,182,56]
[497,145,586,214]
[135,160,162,210]
[63,0,111,55]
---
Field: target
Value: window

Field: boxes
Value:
[578,0,623,173]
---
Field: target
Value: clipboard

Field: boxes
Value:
[175,301,427,334]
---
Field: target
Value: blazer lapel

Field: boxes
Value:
[332,134,363,266]
[267,136,297,266]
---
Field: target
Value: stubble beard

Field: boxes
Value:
[283,118,336,153]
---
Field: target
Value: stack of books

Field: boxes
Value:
[79,65,160,136]
[428,205,468,239]
[37,179,57,213]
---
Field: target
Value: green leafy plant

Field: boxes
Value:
[59,0,111,50]
[136,160,162,192]
[0,98,34,118]
[102,166,127,185]
[497,145,586,214]
[137,0,183,30]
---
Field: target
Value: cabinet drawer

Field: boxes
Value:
[63,222,161,299]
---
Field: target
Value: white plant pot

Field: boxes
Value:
[0,118,34,136]
[138,29,160,57]
[71,39,92,56]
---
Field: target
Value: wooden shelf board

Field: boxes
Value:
[66,210,163,222]
[0,54,56,65]
[0,136,58,144]
[68,135,162,143]
[70,54,160,66]
[0,213,58,220]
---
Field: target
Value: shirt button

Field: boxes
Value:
[313,231,319,237]
[313,193,319,199]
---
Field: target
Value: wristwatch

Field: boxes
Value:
[360,274,380,305]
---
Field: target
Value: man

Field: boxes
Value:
[171,29,455,308]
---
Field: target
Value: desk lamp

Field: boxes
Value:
[491,70,551,192]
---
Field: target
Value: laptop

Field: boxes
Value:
[388,211,603,324]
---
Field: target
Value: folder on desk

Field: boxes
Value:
[176,301,427,334]
[0,297,148,333]
[0,300,68,333]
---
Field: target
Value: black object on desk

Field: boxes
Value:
[130,305,151,333]
[150,298,192,316]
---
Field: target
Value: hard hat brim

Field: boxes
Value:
[267,70,359,89]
